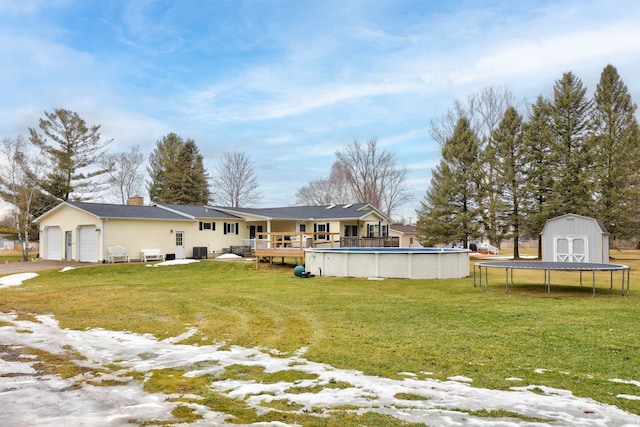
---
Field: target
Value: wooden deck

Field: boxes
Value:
[253,232,399,268]
[254,232,338,267]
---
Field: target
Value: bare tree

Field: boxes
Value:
[295,161,355,205]
[335,138,411,217]
[212,152,262,207]
[0,136,50,261]
[100,146,145,204]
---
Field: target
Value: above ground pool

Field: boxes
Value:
[304,247,470,279]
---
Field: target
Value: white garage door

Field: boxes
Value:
[45,227,62,260]
[78,225,99,262]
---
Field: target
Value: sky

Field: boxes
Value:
[2,268,640,426]
[2,0,640,221]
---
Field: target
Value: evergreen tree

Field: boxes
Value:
[493,107,527,258]
[147,133,210,205]
[164,140,210,205]
[591,64,640,239]
[147,133,183,203]
[417,118,483,248]
[547,71,594,216]
[522,96,555,258]
[28,108,112,202]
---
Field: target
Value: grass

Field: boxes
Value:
[1,251,640,424]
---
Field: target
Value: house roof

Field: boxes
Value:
[35,201,193,222]
[390,223,418,235]
[35,201,390,224]
[155,203,241,220]
[211,203,390,222]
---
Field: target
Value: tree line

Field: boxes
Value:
[418,65,640,257]
[0,110,262,261]
[0,107,412,262]
[4,64,634,262]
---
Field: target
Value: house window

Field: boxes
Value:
[224,222,238,235]
[366,224,387,237]
[410,237,414,245]
[344,225,358,237]
[199,221,215,231]
[314,223,330,240]
[298,223,307,233]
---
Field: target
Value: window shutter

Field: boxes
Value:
[212,222,216,231]
[326,223,330,240]
[224,222,227,235]
[199,222,203,231]
[236,222,239,234]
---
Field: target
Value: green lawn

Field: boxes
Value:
[1,253,639,424]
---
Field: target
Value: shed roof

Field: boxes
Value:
[542,213,609,234]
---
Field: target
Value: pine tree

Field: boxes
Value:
[147,133,183,203]
[493,106,526,258]
[28,108,112,202]
[164,140,210,205]
[547,71,594,216]
[522,96,555,258]
[147,133,210,205]
[417,118,483,248]
[591,65,640,240]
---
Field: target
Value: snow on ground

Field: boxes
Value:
[0,272,38,289]
[215,253,244,260]
[147,259,200,267]
[1,273,640,426]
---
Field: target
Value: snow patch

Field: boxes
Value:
[0,272,38,288]
[215,253,243,260]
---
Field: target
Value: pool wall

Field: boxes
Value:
[305,247,470,279]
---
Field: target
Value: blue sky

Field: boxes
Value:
[2,0,640,221]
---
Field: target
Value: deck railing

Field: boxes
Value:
[341,236,400,248]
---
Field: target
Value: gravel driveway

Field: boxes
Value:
[0,260,101,275]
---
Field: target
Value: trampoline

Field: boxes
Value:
[474,261,630,297]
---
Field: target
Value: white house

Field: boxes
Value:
[34,199,391,263]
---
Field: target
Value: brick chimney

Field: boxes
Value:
[128,195,144,206]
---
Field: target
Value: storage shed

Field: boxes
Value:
[541,214,609,263]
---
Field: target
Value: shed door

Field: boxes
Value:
[78,225,99,262]
[554,236,587,262]
[45,227,62,260]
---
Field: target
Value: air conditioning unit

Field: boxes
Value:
[193,247,208,259]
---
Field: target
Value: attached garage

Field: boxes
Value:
[44,226,62,261]
[78,225,99,262]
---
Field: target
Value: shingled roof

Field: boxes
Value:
[211,203,389,221]
[36,201,388,223]
[155,203,241,220]
[36,201,192,222]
